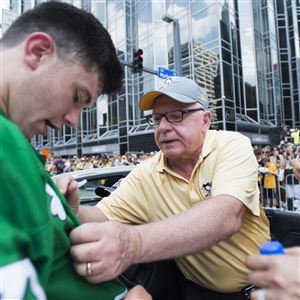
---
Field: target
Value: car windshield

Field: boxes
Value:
[79,174,126,199]
[52,165,135,204]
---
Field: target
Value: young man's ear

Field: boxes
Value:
[24,32,55,70]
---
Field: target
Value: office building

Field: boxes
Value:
[1,0,299,156]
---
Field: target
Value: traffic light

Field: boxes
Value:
[132,49,143,74]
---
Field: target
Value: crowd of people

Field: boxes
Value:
[253,126,300,209]
[45,151,156,175]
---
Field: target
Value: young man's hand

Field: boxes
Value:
[124,285,152,300]
[53,173,80,215]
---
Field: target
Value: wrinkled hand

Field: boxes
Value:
[246,247,300,300]
[70,221,141,283]
[53,173,80,215]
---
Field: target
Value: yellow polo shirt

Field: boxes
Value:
[97,130,270,292]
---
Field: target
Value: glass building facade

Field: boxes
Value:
[1,0,299,156]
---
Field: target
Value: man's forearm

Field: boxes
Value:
[69,195,245,283]
[130,195,244,264]
[78,205,107,223]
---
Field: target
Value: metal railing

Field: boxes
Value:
[259,171,300,212]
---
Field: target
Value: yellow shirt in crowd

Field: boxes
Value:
[263,164,278,189]
[291,130,299,145]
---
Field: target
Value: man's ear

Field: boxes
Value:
[24,32,55,70]
[203,111,212,129]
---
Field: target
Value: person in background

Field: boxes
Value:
[283,143,296,169]
[291,128,299,146]
[262,158,278,208]
[269,147,285,170]
[283,143,300,210]
[294,158,300,180]
[54,156,65,174]
[261,146,271,162]
[270,147,285,180]
[254,148,263,166]
[254,148,266,205]
[280,125,292,144]
[0,2,150,299]
[61,76,270,300]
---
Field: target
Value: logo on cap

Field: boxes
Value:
[159,77,178,90]
[198,95,206,103]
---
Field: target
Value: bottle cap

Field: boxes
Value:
[259,241,285,255]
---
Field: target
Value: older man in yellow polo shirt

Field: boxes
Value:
[63,76,270,299]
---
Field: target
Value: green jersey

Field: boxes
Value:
[0,110,127,299]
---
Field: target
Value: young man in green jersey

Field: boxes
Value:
[0,2,150,299]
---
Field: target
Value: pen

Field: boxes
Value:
[77,179,87,188]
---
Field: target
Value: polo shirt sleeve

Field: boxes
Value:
[211,134,260,216]
[96,166,151,224]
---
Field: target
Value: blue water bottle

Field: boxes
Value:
[259,240,285,255]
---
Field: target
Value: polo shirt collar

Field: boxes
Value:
[199,130,217,161]
[156,151,165,173]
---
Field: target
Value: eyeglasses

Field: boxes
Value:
[146,108,205,126]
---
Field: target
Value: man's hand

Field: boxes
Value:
[53,173,80,215]
[246,247,300,300]
[69,221,141,283]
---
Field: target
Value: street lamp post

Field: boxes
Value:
[162,13,182,76]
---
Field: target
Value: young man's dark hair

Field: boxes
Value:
[1,2,123,94]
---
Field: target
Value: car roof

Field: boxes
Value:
[64,165,135,181]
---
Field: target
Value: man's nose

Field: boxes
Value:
[156,116,172,130]
[64,107,81,127]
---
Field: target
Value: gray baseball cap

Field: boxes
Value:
[139,76,209,111]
